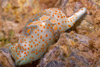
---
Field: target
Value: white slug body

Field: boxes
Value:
[9,7,86,65]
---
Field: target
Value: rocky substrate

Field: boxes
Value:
[0,0,100,67]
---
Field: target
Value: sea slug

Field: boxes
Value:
[9,7,86,65]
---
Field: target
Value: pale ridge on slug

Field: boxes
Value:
[9,7,86,65]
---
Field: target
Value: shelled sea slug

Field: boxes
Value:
[9,7,86,65]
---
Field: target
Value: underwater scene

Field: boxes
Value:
[0,0,100,67]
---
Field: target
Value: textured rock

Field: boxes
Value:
[0,48,15,67]
[76,20,95,35]
[39,0,58,9]
[90,0,100,6]
[45,61,65,67]
[37,33,90,67]
[0,0,100,67]
[37,31,100,67]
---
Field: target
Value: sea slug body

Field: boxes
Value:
[9,7,86,65]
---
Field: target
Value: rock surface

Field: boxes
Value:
[38,31,100,67]
[0,48,15,67]
[0,0,100,67]
[37,33,90,67]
